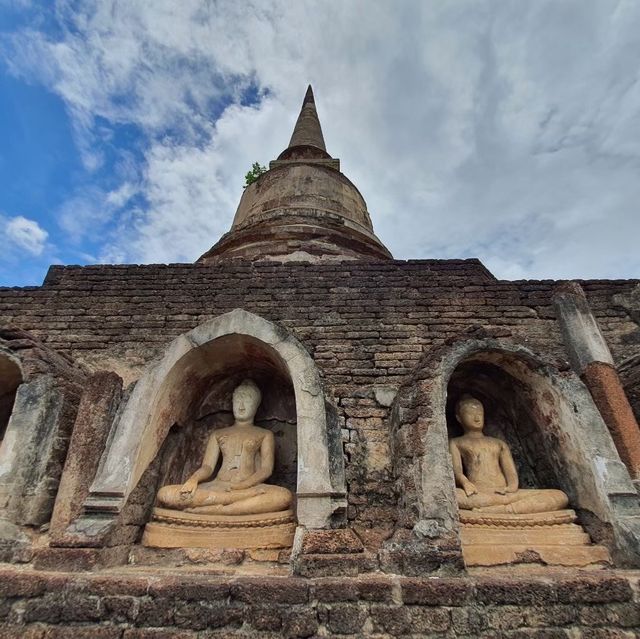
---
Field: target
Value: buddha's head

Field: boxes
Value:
[455,395,485,433]
[232,379,262,423]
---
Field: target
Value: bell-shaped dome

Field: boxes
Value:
[198,86,392,264]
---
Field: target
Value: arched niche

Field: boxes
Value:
[446,359,562,493]
[83,309,345,534]
[390,335,640,566]
[0,353,22,445]
[154,335,298,497]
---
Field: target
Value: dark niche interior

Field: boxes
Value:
[446,358,559,490]
[154,336,298,503]
[0,355,22,444]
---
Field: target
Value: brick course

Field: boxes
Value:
[0,567,638,637]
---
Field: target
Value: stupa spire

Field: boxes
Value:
[288,85,326,150]
[197,84,392,264]
[277,85,331,161]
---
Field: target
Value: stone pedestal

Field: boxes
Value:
[142,508,296,550]
[459,509,611,568]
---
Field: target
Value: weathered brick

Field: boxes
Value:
[402,577,471,605]
[408,605,451,632]
[281,607,318,638]
[475,578,557,606]
[370,604,411,635]
[312,578,359,602]
[556,576,632,604]
[230,577,308,604]
[327,603,368,634]
[147,577,228,601]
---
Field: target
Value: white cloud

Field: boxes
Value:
[3,0,640,279]
[4,216,48,255]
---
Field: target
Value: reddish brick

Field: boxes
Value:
[230,577,308,604]
[147,577,228,601]
[402,577,471,605]
[556,576,632,604]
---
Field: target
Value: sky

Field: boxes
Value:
[1,0,640,286]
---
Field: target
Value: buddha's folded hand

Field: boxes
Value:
[179,478,198,499]
[463,481,477,497]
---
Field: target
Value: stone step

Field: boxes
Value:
[463,542,611,568]
[461,525,590,546]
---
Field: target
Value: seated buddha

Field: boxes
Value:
[449,395,569,514]
[156,379,292,516]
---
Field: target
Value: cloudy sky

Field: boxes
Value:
[1,0,640,286]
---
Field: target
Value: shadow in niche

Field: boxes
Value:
[446,359,560,491]
[0,355,22,444]
[153,357,298,506]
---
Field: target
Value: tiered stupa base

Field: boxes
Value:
[459,509,611,568]
[142,508,296,550]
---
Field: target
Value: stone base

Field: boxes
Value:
[459,509,577,527]
[459,509,612,568]
[142,508,296,550]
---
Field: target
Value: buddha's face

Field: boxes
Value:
[232,382,261,422]
[456,397,485,433]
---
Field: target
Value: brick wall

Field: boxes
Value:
[1,260,637,380]
[0,567,638,637]
[2,260,639,537]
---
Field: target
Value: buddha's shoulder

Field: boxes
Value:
[211,426,233,438]
[451,435,503,447]
[483,435,507,447]
[212,425,271,438]
[250,425,273,438]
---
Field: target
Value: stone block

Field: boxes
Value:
[522,604,578,627]
[0,626,47,639]
[401,577,471,605]
[245,604,283,631]
[230,577,308,604]
[408,605,451,632]
[32,546,129,572]
[45,628,123,639]
[294,551,377,577]
[475,578,557,606]
[379,538,464,576]
[135,597,174,627]
[73,574,150,597]
[281,607,318,638]
[101,595,139,623]
[370,604,411,635]
[123,630,197,639]
[311,578,359,602]
[50,371,122,543]
[556,575,633,604]
[0,377,68,526]
[22,593,65,624]
[356,575,396,602]
[0,569,46,598]
[327,603,368,634]
[173,600,242,631]
[300,528,363,554]
[147,577,229,601]
[56,593,102,622]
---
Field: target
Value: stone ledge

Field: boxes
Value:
[0,565,637,603]
[0,566,638,637]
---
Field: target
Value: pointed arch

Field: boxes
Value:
[84,309,345,530]
[390,332,640,565]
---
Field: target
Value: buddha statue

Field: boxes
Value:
[449,395,569,514]
[156,379,292,516]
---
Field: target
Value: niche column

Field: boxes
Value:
[553,281,640,480]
